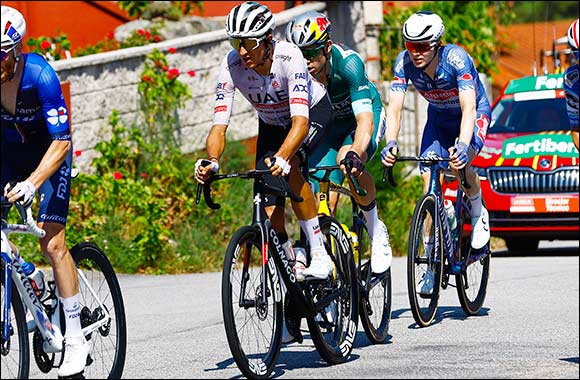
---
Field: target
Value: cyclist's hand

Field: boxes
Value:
[265,156,291,177]
[449,141,469,170]
[340,150,364,177]
[4,180,35,207]
[194,159,219,184]
[380,140,398,167]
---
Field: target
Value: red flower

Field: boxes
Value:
[141,75,152,82]
[74,150,82,157]
[137,29,146,36]
[40,40,52,50]
[168,47,177,54]
[153,35,162,42]
[162,65,169,72]
[107,31,115,40]
[140,172,148,179]
[167,68,180,80]
[187,70,196,77]
[113,172,123,180]
[145,30,151,40]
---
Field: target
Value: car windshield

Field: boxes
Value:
[489,97,570,134]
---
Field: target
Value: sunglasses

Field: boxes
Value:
[1,46,16,62]
[229,36,265,52]
[301,45,325,60]
[405,41,437,54]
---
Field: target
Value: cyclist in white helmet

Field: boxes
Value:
[286,11,393,274]
[380,11,491,296]
[195,2,335,283]
[564,18,579,150]
[1,5,90,377]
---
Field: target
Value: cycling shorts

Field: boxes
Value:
[419,106,490,174]
[309,105,386,192]
[1,140,72,225]
[255,95,333,207]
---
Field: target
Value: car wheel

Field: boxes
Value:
[505,238,539,253]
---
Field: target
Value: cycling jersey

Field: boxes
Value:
[390,44,491,173]
[213,39,327,127]
[563,64,579,131]
[310,43,386,190]
[1,53,72,225]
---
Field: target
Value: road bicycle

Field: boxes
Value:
[196,164,358,379]
[383,155,491,327]
[310,165,392,343]
[1,200,127,379]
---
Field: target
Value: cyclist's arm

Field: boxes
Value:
[457,89,476,146]
[206,124,228,163]
[276,115,309,162]
[27,140,71,190]
[351,112,373,157]
[385,90,406,143]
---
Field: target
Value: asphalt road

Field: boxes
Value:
[27,240,580,379]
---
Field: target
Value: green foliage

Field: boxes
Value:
[26,34,71,61]
[118,1,203,20]
[379,1,516,80]
[510,1,579,23]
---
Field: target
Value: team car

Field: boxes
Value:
[444,73,579,252]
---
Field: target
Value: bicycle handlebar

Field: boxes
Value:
[382,155,470,190]
[309,165,367,197]
[1,200,46,238]
[195,169,304,210]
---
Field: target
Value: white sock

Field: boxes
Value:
[362,204,380,239]
[468,189,483,217]
[61,294,83,338]
[300,217,325,255]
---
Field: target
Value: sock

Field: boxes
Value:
[468,189,483,217]
[361,201,380,239]
[61,294,83,338]
[300,217,325,255]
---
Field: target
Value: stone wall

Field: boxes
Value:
[51,1,369,172]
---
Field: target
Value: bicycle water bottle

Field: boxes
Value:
[21,261,47,300]
[444,199,457,232]
[350,231,359,263]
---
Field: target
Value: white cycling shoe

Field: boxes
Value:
[302,250,334,280]
[57,336,90,378]
[370,221,393,274]
[471,207,490,249]
[417,269,435,296]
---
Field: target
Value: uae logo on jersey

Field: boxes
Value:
[46,107,68,125]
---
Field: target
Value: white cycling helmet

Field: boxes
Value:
[225,2,275,38]
[567,19,578,50]
[1,5,26,47]
[285,11,331,48]
[403,11,445,43]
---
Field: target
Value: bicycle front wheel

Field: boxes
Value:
[1,274,30,380]
[407,194,444,328]
[307,215,358,364]
[357,221,392,344]
[222,226,283,379]
[71,242,127,379]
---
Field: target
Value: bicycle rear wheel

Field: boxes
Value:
[0,273,30,380]
[307,215,358,364]
[70,242,127,379]
[455,206,491,315]
[222,226,283,379]
[356,221,392,344]
[407,194,444,328]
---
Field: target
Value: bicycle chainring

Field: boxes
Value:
[33,328,55,373]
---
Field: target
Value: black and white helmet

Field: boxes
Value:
[1,5,26,47]
[225,2,275,38]
[402,11,445,43]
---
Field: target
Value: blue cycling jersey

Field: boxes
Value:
[1,53,72,225]
[390,44,491,172]
[563,64,579,130]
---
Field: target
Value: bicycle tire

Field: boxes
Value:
[356,220,392,344]
[407,194,444,328]
[70,242,127,379]
[307,215,358,364]
[455,206,491,315]
[1,273,30,380]
[222,226,283,379]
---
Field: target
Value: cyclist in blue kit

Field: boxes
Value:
[380,11,491,295]
[564,19,579,150]
[1,6,89,377]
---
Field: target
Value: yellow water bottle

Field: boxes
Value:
[350,231,359,264]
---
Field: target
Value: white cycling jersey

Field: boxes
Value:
[213,40,327,127]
